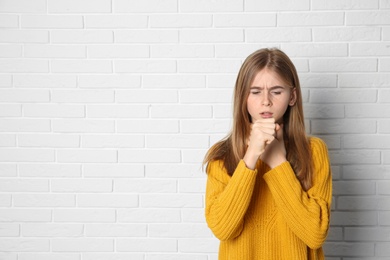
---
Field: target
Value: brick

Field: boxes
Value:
[118,150,181,163]
[279,12,344,26]
[52,238,114,252]
[180,89,233,104]
[180,119,234,134]
[115,60,176,73]
[380,58,390,71]
[180,29,244,43]
[179,179,206,193]
[14,74,77,88]
[116,238,177,252]
[310,89,377,103]
[0,148,54,162]
[310,58,377,72]
[85,224,146,237]
[78,75,141,88]
[21,15,83,28]
[343,135,390,149]
[140,194,202,208]
[178,60,241,73]
[323,242,374,257]
[18,254,79,260]
[14,194,75,207]
[146,135,209,148]
[52,119,115,133]
[85,15,148,28]
[0,59,48,73]
[150,14,212,28]
[303,104,345,119]
[0,134,16,147]
[83,253,143,260]
[57,149,117,163]
[0,209,51,222]
[338,196,390,210]
[0,104,21,117]
[0,224,19,237]
[179,238,219,253]
[182,149,208,163]
[0,75,12,87]
[245,0,308,11]
[114,179,177,193]
[77,194,138,207]
[182,209,205,223]
[329,150,380,165]
[146,254,208,260]
[53,209,115,223]
[378,181,390,195]
[339,73,390,87]
[350,43,390,57]
[282,43,348,57]
[331,210,378,227]
[24,45,86,58]
[81,134,144,148]
[0,89,50,102]
[312,0,378,10]
[0,44,22,57]
[379,211,390,225]
[151,44,214,58]
[0,0,46,13]
[180,0,243,12]
[145,163,202,178]
[0,239,50,252]
[117,120,179,133]
[48,0,112,13]
[215,44,274,58]
[0,30,48,43]
[19,164,81,178]
[21,224,83,237]
[87,45,149,58]
[114,0,177,13]
[376,243,390,256]
[313,27,381,42]
[51,90,114,103]
[214,13,276,27]
[50,179,113,193]
[51,30,113,44]
[213,105,232,118]
[246,28,312,42]
[117,209,181,223]
[115,30,178,43]
[116,89,177,103]
[343,165,390,180]
[144,75,205,88]
[347,11,390,25]
[333,181,375,195]
[83,164,144,178]
[385,151,390,165]
[151,105,212,118]
[378,120,390,133]
[51,60,112,73]
[18,134,80,148]
[379,89,390,102]
[0,15,18,27]
[23,104,85,118]
[149,224,211,238]
[0,194,13,207]
[86,105,148,118]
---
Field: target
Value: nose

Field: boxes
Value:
[261,92,271,106]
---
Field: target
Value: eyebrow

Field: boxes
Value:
[250,86,286,90]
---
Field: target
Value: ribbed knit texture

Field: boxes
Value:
[205,137,332,260]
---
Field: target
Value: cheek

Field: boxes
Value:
[246,97,259,120]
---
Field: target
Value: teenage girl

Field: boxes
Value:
[203,48,332,259]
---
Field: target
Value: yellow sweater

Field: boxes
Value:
[205,137,332,260]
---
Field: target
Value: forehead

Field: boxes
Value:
[250,68,288,88]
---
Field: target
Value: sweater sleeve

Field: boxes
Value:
[205,160,258,241]
[263,137,332,249]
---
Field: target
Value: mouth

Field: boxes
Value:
[260,112,273,118]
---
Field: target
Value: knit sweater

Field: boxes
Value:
[205,137,332,260]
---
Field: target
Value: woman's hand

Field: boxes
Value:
[243,118,276,170]
[260,123,287,169]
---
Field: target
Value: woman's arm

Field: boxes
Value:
[205,160,257,241]
[263,137,332,249]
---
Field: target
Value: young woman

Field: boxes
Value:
[203,48,332,259]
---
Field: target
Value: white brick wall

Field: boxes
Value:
[0,0,389,259]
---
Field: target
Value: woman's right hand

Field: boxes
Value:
[243,118,276,170]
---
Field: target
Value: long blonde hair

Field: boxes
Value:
[203,48,313,191]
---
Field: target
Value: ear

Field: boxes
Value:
[289,88,297,106]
